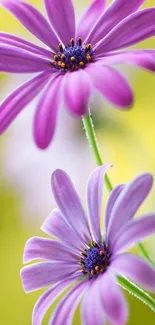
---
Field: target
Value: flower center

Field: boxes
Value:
[80,241,110,278]
[51,38,94,71]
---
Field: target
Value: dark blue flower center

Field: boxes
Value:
[51,38,94,71]
[80,242,110,278]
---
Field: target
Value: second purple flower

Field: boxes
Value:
[21,165,155,325]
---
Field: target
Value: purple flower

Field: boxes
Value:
[21,165,155,325]
[0,1,155,149]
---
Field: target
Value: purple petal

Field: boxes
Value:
[96,8,155,55]
[23,236,79,264]
[98,50,155,72]
[86,0,145,44]
[107,173,153,245]
[0,32,52,58]
[2,0,59,50]
[76,0,106,42]
[112,214,155,254]
[44,0,75,45]
[41,209,85,251]
[111,253,155,292]
[87,164,112,243]
[64,70,91,116]
[34,74,63,149]
[100,271,128,325]
[32,275,80,325]
[81,277,106,325]
[104,184,125,232]
[0,43,51,73]
[0,71,52,134]
[20,262,80,293]
[51,169,92,244]
[86,64,133,109]
[48,281,87,325]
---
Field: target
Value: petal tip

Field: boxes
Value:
[34,129,51,150]
[139,172,154,188]
[120,92,134,110]
[51,169,65,183]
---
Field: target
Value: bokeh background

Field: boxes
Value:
[0,0,155,324]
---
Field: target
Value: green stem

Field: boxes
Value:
[82,111,155,312]
[82,112,113,192]
[118,276,155,312]
[137,243,154,266]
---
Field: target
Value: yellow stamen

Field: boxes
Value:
[59,43,63,52]
[80,251,87,257]
[57,61,62,67]
[53,54,58,60]
[78,37,82,46]
[90,241,97,247]
[61,54,66,60]
[99,250,104,256]
[70,56,75,62]
[70,38,75,46]
[61,62,65,68]
[86,54,92,62]
[91,270,95,275]
[85,43,92,51]
[79,61,84,68]
[95,266,100,272]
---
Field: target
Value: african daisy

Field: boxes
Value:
[21,165,155,325]
[0,0,155,148]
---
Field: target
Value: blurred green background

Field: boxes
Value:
[0,0,155,324]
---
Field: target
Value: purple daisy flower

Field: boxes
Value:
[21,165,155,325]
[0,1,155,149]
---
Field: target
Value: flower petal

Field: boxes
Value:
[20,262,80,293]
[64,70,91,116]
[76,0,106,42]
[2,0,59,50]
[86,64,133,109]
[51,169,92,245]
[48,281,87,325]
[104,184,125,232]
[111,253,155,292]
[107,173,153,244]
[34,74,63,149]
[81,277,106,325]
[99,50,155,72]
[87,164,112,243]
[100,272,128,325]
[44,0,75,45]
[41,209,85,251]
[86,0,145,44]
[0,43,51,73]
[32,275,80,325]
[96,8,155,55]
[23,236,79,264]
[0,32,52,58]
[0,71,52,134]
[112,214,155,254]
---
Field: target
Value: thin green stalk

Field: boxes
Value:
[82,111,155,311]
[118,276,155,312]
[138,242,154,266]
[82,112,113,192]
